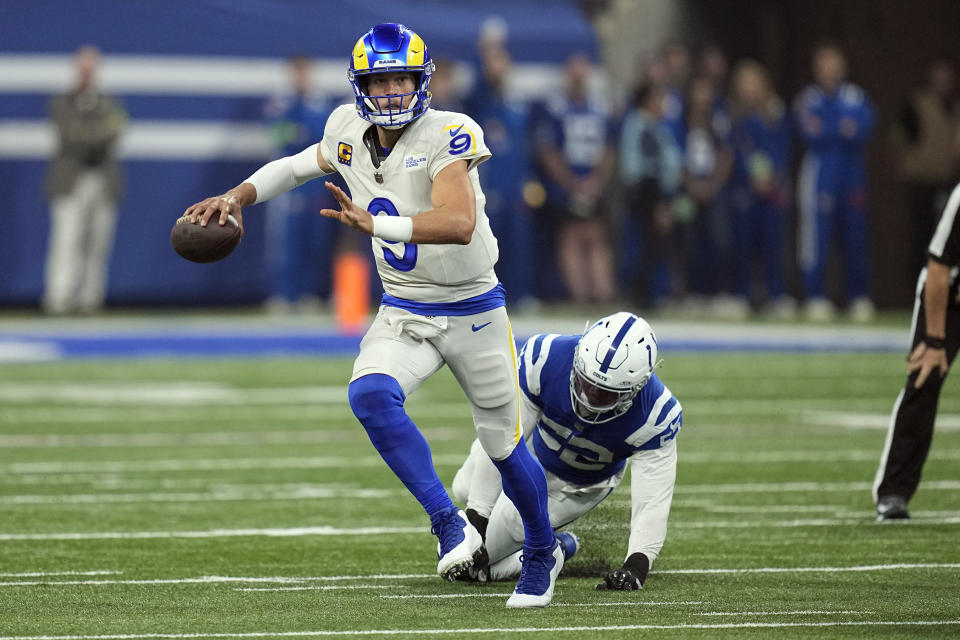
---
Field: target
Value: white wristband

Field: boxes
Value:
[372,215,413,242]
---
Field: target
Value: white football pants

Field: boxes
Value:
[453,438,622,579]
[351,304,522,461]
[43,170,117,314]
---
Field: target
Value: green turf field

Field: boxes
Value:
[1,353,958,638]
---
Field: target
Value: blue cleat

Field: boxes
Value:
[505,539,564,608]
[432,508,483,581]
[556,531,581,561]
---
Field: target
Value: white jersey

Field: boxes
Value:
[320,104,499,303]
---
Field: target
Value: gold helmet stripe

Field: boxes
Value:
[352,38,370,71]
[406,33,425,67]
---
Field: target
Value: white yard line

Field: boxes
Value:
[1,619,958,639]
[0,571,122,577]
[675,480,960,494]
[0,574,433,588]
[0,488,406,505]
[1,564,957,589]
[0,526,425,542]
[0,404,469,424]
[0,429,466,449]
[234,585,385,592]
[5,518,960,543]
[803,410,960,430]
[680,449,960,463]
[693,610,867,616]
[657,563,960,574]
[0,455,466,475]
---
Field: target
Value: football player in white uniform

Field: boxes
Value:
[453,312,681,590]
[182,23,560,608]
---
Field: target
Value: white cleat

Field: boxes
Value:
[433,509,483,581]
[804,297,836,322]
[506,540,564,608]
[848,297,876,323]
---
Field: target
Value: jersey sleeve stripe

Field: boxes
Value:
[929,182,960,258]
[654,395,678,426]
[656,403,682,432]
[522,333,556,398]
[624,388,673,447]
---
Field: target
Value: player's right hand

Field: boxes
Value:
[908,342,949,388]
[183,195,245,235]
[320,182,374,235]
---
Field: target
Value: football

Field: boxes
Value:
[170,214,242,263]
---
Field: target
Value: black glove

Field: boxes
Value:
[596,552,649,591]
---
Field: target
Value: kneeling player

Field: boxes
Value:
[453,312,681,590]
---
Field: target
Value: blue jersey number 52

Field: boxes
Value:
[368,197,417,272]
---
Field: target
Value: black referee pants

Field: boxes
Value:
[874,267,960,503]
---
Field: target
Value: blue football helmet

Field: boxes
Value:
[571,312,660,424]
[348,23,434,129]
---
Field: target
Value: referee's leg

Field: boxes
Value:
[874,272,960,508]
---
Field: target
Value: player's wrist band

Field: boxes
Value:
[372,215,413,243]
[923,335,947,350]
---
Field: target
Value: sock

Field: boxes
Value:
[348,374,454,518]
[491,443,554,549]
[489,549,523,581]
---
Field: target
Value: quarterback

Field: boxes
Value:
[183,23,560,608]
[453,312,681,590]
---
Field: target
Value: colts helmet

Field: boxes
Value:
[348,23,434,129]
[571,312,659,424]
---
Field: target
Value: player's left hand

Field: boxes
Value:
[596,566,642,591]
[320,182,374,235]
[596,553,649,591]
[908,342,949,388]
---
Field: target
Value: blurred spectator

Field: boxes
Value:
[618,82,682,307]
[892,57,960,280]
[674,75,734,310]
[529,53,616,304]
[427,57,464,113]
[262,55,338,314]
[43,45,126,315]
[794,42,876,322]
[695,42,737,312]
[465,43,535,307]
[660,40,690,145]
[728,60,794,318]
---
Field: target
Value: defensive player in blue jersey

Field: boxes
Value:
[454,312,682,589]
[794,42,876,322]
[183,23,559,608]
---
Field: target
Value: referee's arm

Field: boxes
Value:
[909,259,950,388]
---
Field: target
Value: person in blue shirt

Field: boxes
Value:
[728,60,794,317]
[262,55,338,313]
[465,43,534,307]
[529,53,616,304]
[794,42,876,322]
[675,75,734,308]
[454,312,682,590]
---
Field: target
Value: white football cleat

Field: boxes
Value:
[506,540,564,608]
[432,508,483,581]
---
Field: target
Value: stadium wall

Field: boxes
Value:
[0,0,597,307]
